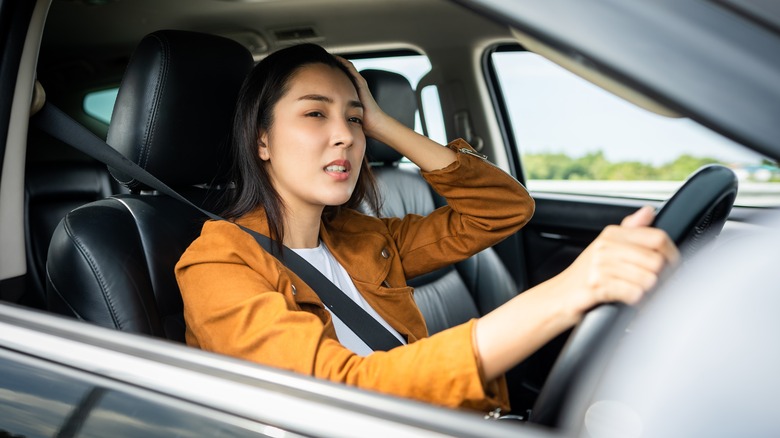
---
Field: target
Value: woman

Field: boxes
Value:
[175,43,678,412]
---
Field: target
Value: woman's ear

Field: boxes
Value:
[257,131,270,161]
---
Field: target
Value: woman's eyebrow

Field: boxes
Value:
[297,94,363,109]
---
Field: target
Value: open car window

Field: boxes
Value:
[488,45,780,207]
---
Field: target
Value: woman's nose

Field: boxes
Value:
[331,118,355,148]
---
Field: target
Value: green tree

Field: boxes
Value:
[522,150,726,181]
[523,153,574,180]
[658,154,721,180]
[605,161,658,180]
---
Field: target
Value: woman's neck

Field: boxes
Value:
[282,206,323,249]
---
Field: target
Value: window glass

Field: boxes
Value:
[0,352,285,438]
[83,88,119,124]
[351,54,447,145]
[490,48,780,207]
[79,390,274,438]
[421,85,447,145]
[0,355,90,437]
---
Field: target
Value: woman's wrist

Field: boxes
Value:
[475,281,584,381]
[535,273,592,327]
[364,112,403,146]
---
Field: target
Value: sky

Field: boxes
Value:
[491,52,767,166]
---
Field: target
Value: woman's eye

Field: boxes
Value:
[348,117,363,125]
[306,111,324,118]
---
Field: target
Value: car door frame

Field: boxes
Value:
[0,0,46,303]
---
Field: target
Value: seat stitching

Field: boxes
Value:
[62,212,123,329]
[45,269,85,320]
[140,34,170,171]
[114,197,158,332]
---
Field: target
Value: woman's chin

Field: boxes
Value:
[321,193,355,207]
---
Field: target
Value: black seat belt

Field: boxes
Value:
[32,103,404,351]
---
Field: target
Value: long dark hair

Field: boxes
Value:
[223,43,381,247]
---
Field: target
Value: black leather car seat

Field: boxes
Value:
[361,69,520,334]
[45,30,254,342]
[23,160,118,309]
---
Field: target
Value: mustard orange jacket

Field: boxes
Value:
[175,139,534,411]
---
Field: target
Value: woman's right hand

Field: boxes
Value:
[474,205,679,381]
[549,205,679,320]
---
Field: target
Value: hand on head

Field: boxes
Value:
[335,56,457,171]
[335,56,389,138]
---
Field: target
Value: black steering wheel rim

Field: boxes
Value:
[529,165,738,429]
[651,165,739,257]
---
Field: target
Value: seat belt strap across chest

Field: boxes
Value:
[31,103,404,352]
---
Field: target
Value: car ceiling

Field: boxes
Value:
[40,0,509,63]
[37,0,512,134]
[39,0,780,160]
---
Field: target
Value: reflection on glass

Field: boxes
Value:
[0,354,284,438]
[0,356,90,437]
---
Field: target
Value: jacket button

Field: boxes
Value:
[291,285,297,296]
[381,248,390,259]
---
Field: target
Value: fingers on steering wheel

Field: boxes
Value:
[602,224,680,266]
[620,205,656,227]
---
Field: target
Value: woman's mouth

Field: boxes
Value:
[324,160,352,180]
[325,164,348,173]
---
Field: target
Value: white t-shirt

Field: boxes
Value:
[292,242,407,356]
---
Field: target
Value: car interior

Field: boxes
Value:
[2,0,776,432]
[43,29,254,340]
[13,0,579,416]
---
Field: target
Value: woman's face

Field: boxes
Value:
[259,63,366,215]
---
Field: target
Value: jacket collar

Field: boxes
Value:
[236,208,392,286]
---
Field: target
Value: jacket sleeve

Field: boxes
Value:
[383,138,535,279]
[176,220,509,411]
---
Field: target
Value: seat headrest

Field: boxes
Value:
[107,30,254,190]
[362,69,416,165]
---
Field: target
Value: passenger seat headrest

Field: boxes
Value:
[107,30,254,190]
[362,69,416,165]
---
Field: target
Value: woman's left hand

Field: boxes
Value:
[337,56,456,171]
[336,57,392,139]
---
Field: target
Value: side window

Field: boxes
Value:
[349,53,446,146]
[83,88,119,124]
[489,46,780,207]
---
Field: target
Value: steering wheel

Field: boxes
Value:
[529,164,738,428]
